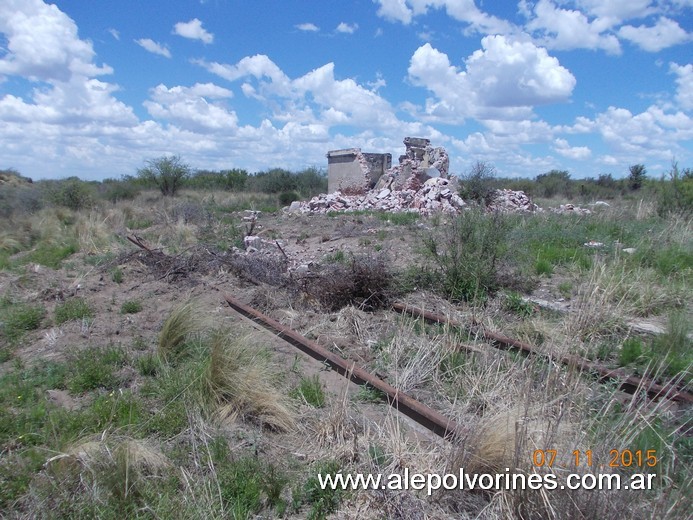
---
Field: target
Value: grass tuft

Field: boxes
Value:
[204,330,296,432]
[55,297,94,325]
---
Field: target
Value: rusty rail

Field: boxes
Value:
[392,302,693,404]
[224,294,461,439]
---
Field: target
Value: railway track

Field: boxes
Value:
[225,295,691,445]
[392,302,693,405]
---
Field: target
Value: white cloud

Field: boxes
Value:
[589,105,692,160]
[135,38,171,58]
[143,83,237,133]
[670,62,693,110]
[553,138,592,159]
[295,22,319,32]
[173,18,213,44]
[336,22,359,34]
[195,55,293,99]
[523,0,621,54]
[575,0,655,21]
[108,28,120,40]
[375,0,513,34]
[0,0,112,82]
[407,37,576,122]
[375,0,413,24]
[618,17,690,51]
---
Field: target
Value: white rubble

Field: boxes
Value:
[288,177,466,216]
[486,189,538,213]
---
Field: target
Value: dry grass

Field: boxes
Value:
[158,300,210,362]
[46,434,171,507]
[204,329,296,432]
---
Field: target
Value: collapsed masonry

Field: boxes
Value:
[292,137,589,216]
[295,137,459,215]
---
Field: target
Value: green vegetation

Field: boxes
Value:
[55,297,94,325]
[120,300,143,314]
[110,266,124,283]
[0,161,690,519]
[422,209,511,302]
[0,299,45,343]
[67,346,127,393]
[137,155,191,197]
[291,374,326,407]
[502,292,535,318]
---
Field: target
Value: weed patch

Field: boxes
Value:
[55,297,94,325]
[291,374,326,407]
[120,300,143,314]
[67,346,127,393]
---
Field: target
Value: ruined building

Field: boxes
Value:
[326,148,392,194]
[326,137,449,194]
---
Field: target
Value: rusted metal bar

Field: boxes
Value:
[224,294,461,439]
[392,302,693,404]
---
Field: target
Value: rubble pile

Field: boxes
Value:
[549,203,592,215]
[289,177,466,216]
[486,189,538,213]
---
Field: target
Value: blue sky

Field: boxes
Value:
[0,0,691,181]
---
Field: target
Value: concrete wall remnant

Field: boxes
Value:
[325,136,449,197]
[326,148,392,194]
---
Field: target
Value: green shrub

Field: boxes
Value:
[657,162,692,217]
[278,191,301,206]
[55,297,94,325]
[459,160,497,204]
[49,178,95,211]
[102,179,140,203]
[423,209,510,302]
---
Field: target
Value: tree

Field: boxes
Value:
[137,155,190,196]
[628,164,647,191]
[536,170,572,198]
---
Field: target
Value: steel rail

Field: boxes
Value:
[224,294,462,439]
[391,302,693,404]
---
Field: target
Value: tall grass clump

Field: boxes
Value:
[203,330,295,432]
[157,301,208,362]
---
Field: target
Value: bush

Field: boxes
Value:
[278,191,301,206]
[101,178,140,203]
[49,178,95,210]
[423,209,510,302]
[251,168,297,194]
[459,160,497,204]
[137,155,190,196]
[295,167,327,197]
[657,162,692,217]
[302,254,392,311]
[535,170,573,199]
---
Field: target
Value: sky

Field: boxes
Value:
[0,0,691,181]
